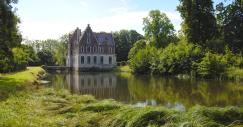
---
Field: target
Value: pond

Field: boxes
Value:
[46,71,243,109]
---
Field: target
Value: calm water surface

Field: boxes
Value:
[46,71,243,109]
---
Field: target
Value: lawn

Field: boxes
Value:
[0,67,45,101]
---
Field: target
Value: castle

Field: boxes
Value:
[66,24,116,71]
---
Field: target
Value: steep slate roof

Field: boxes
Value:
[94,32,114,46]
[70,25,115,46]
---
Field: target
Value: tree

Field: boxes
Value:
[12,47,28,71]
[143,10,177,48]
[54,34,68,66]
[177,0,218,46]
[21,45,40,66]
[37,50,55,66]
[0,0,22,72]
[216,0,243,53]
[113,30,143,62]
[128,39,146,60]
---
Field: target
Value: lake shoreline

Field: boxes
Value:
[0,67,45,101]
[1,67,243,126]
[0,87,243,126]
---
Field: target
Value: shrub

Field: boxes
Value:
[194,52,227,78]
[152,41,202,75]
[0,54,13,73]
[129,46,156,73]
[12,47,28,71]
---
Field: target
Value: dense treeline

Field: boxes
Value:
[1,0,242,78]
[113,30,143,62]
[129,0,243,78]
[0,0,23,72]
[23,35,68,66]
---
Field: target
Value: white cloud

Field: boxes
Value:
[19,21,76,40]
[109,7,129,14]
[80,1,88,8]
[19,10,182,40]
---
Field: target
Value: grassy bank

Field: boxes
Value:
[115,65,132,73]
[0,88,242,127]
[0,67,45,100]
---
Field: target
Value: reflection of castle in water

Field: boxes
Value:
[66,72,131,102]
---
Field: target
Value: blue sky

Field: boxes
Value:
[16,0,228,40]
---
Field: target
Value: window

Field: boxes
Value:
[81,56,84,64]
[80,47,83,53]
[109,56,112,64]
[87,56,91,64]
[81,79,84,86]
[100,56,103,64]
[94,56,97,64]
[99,47,101,53]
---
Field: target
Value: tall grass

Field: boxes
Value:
[0,88,242,127]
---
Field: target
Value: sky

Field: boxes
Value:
[16,0,227,40]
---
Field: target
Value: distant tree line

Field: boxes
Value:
[128,0,243,78]
[23,35,68,66]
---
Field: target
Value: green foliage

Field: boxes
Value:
[177,0,218,45]
[152,41,202,74]
[24,34,69,66]
[0,0,22,73]
[0,53,12,73]
[37,49,55,66]
[194,51,227,78]
[21,45,40,66]
[129,46,156,73]
[216,0,243,53]
[128,39,146,60]
[143,10,177,48]
[113,30,143,62]
[53,35,68,66]
[12,47,28,71]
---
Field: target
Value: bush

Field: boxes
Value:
[152,41,202,75]
[0,53,12,73]
[194,52,227,78]
[129,46,156,73]
[12,47,28,71]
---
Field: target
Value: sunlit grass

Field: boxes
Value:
[116,65,131,72]
[0,67,45,100]
[0,88,242,127]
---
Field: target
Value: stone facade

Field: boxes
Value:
[66,24,116,71]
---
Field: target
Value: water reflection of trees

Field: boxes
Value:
[50,72,243,108]
[127,75,243,108]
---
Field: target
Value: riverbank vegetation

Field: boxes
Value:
[0,88,243,127]
[128,0,243,79]
[0,67,45,100]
